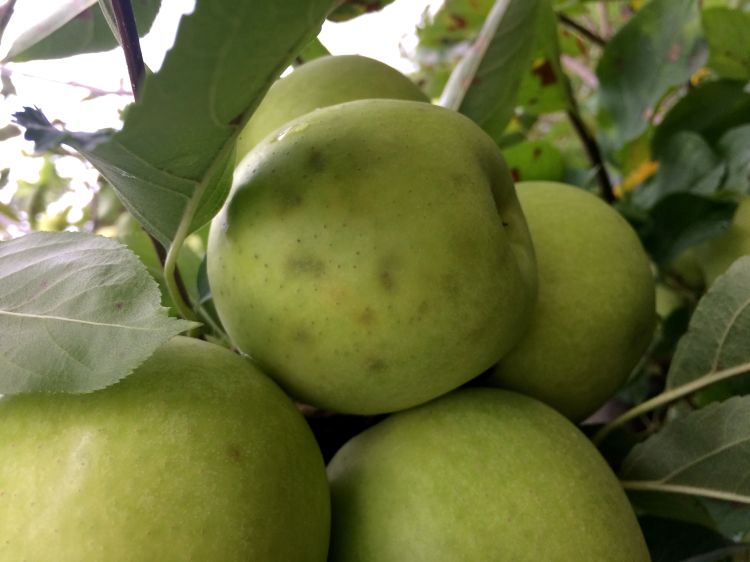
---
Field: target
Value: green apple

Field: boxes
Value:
[664,247,705,291]
[487,181,655,421]
[236,55,428,163]
[693,196,750,286]
[0,336,330,561]
[209,99,537,415]
[327,388,650,561]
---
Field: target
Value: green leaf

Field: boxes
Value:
[502,139,565,182]
[702,7,750,80]
[666,256,750,392]
[652,79,750,157]
[295,37,331,65]
[718,124,750,195]
[639,132,726,209]
[17,0,335,247]
[4,0,161,62]
[628,491,717,531]
[596,0,708,144]
[516,0,570,115]
[0,232,196,394]
[327,0,395,22]
[416,0,493,48]
[442,0,543,140]
[701,498,750,540]
[638,193,737,265]
[621,395,750,504]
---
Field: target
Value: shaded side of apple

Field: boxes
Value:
[327,388,650,562]
[209,99,536,414]
[0,337,330,561]
[488,181,656,421]
[236,55,428,162]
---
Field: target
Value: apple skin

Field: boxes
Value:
[487,181,655,421]
[327,388,650,562]
[693,196,750,286]
[236,55,428,163]
[209,99,537,415]
[0,336,330,561]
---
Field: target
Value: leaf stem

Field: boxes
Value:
[566,102,615,203]
[163,203,199,324]
[593,362,750,445]
[163,142,233,324]
[620,481,750,504]
[0,64,131,96]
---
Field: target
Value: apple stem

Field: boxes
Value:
[593,361,750,446]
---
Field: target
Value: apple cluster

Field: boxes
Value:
[0,56,657,560]
[207,55,656,560]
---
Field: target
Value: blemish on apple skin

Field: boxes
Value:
[293,328,313,344]
[276,188,303,212]
[356,307,377,326]
[286,255,326,277]
[308,148,326,172]
[366,358,388,373]
[115,302,124,311]
[226,444,243,464]
[379,270,396,292]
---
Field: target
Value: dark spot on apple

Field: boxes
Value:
[308,148,326,172]
[293,328,313,344]
[532,147,543,159]
[356,307,377,326]
[115,302,124,311]
[380,270,396,292]
[286,255,326,277]
[366,358,388,373]
[277,187,303,210]
[226,444,243,464]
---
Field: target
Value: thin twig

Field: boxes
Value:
[566,101,615,203]
[598,3,612,39]
[557,13,606,47]
[560,55,598,89]
[0,64,131,97]
[108,0,194,320]
[111,0,145,97]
